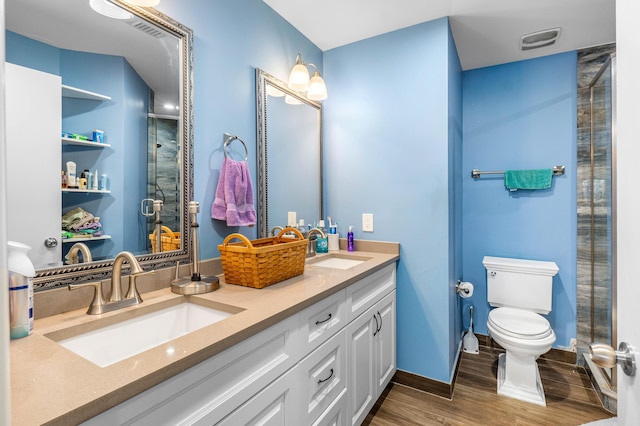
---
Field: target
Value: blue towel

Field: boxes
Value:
[504,169,553,191]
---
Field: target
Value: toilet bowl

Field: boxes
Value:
[483,256,559,406]
[487,307,556,406]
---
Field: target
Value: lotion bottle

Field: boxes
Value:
[347,226,354,252]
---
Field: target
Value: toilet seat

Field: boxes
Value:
[488,307,552,340]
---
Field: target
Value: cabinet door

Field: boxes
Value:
[374,290,396,393]
[346,306,376,426]
[5,63,62,267]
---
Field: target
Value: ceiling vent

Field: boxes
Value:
[520,28,561,51]
[125,17,166,39]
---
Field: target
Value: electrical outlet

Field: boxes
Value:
[362,213,374,232]
[287,212,297,227]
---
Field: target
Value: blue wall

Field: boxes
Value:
[461,52,578,347]
[156,0,322,246]
[6,33,150,260]
[323,17,462,382]
[8,0,581,383]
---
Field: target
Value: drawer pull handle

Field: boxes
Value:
[377,311,383,334]
[315,313,332,325]
[317,368,334,385]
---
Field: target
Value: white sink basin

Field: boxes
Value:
[52,302,238,367]
[309,255,369,270]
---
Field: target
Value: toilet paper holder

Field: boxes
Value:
[456,280,474,297]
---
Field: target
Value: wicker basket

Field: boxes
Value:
[218,227,308,289]
[149,226,181,253]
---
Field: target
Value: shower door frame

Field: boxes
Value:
[587,53,617,390]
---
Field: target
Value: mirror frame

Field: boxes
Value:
[255,68,323,238]
[34,2,194,291]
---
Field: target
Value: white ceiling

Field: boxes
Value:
[262,0,616,70]
[5,0,181,112]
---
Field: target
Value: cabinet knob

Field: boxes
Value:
[44,237,58,248]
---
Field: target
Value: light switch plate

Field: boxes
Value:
[288,212,297,227]
[362,213,374,232]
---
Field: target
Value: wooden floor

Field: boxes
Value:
[364,346,615,425]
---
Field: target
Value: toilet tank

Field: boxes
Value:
[483,256,559,314]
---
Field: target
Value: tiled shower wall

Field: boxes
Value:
[576,43,616,363]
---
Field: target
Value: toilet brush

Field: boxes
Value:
[463,305,479,354]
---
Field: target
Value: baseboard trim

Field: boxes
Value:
[392,351,462,400]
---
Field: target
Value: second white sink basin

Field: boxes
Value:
[309,255,370,270]
[52,302,239,367]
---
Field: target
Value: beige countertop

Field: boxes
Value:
[10,246,399,425]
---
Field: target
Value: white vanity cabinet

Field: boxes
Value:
[345,265,397,426]
[83,263,396,426]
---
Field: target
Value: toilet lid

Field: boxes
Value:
[488,307,552,340]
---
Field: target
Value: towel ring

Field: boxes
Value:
[223,135,249,161]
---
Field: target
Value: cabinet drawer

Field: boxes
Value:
[312,388,347,426]
[298,328,347,425]
[83,315,300,426]
[217,364,300,426]
[345,264,396,322]
[299,289,346,354]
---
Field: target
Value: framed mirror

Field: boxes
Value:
[255,69,323,237]
[5,0,194,290]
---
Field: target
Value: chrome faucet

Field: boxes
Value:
[68,251,154,315]
[65,242,93,264]
[269,225,284,236]
[305,228,326,258]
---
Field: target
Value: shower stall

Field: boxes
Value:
[146,113,181,251]
[576,46,616,414]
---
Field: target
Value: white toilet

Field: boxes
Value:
[483,255,559,406]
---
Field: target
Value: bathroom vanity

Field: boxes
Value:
[9,246,398,425]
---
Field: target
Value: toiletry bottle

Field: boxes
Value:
[348,226,355,252]
[316,219,328,253]
[66,161,77,188]
[61,170,67,188]
[328,227,339,251]
[8,241,36,339]
[79,171,87,190]
[99,173,108,190]
[85,169,93,190]
[92,169,99,190]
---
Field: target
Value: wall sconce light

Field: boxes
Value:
[287,53,328,101]
[89,0,133,19]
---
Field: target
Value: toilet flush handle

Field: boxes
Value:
[589,342,637,376]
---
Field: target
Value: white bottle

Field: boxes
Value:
[8,241,36,339]
[66,161,77,188]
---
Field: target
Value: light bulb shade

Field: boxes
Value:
[266,85,285,97]
[125,0,160,6]
[288,63,310,92]
[307,72,328,100]
[90,0,133,19]
[285,94,303,105]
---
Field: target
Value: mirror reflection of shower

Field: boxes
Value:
[147,112,181,251]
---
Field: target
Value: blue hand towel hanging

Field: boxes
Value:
[504,169,553,191]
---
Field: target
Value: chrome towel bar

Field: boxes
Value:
[471,165,565,179]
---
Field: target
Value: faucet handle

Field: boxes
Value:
[68,281,107,315]
[125,270,155,303]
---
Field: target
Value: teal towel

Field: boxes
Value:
[504,169,553,191]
